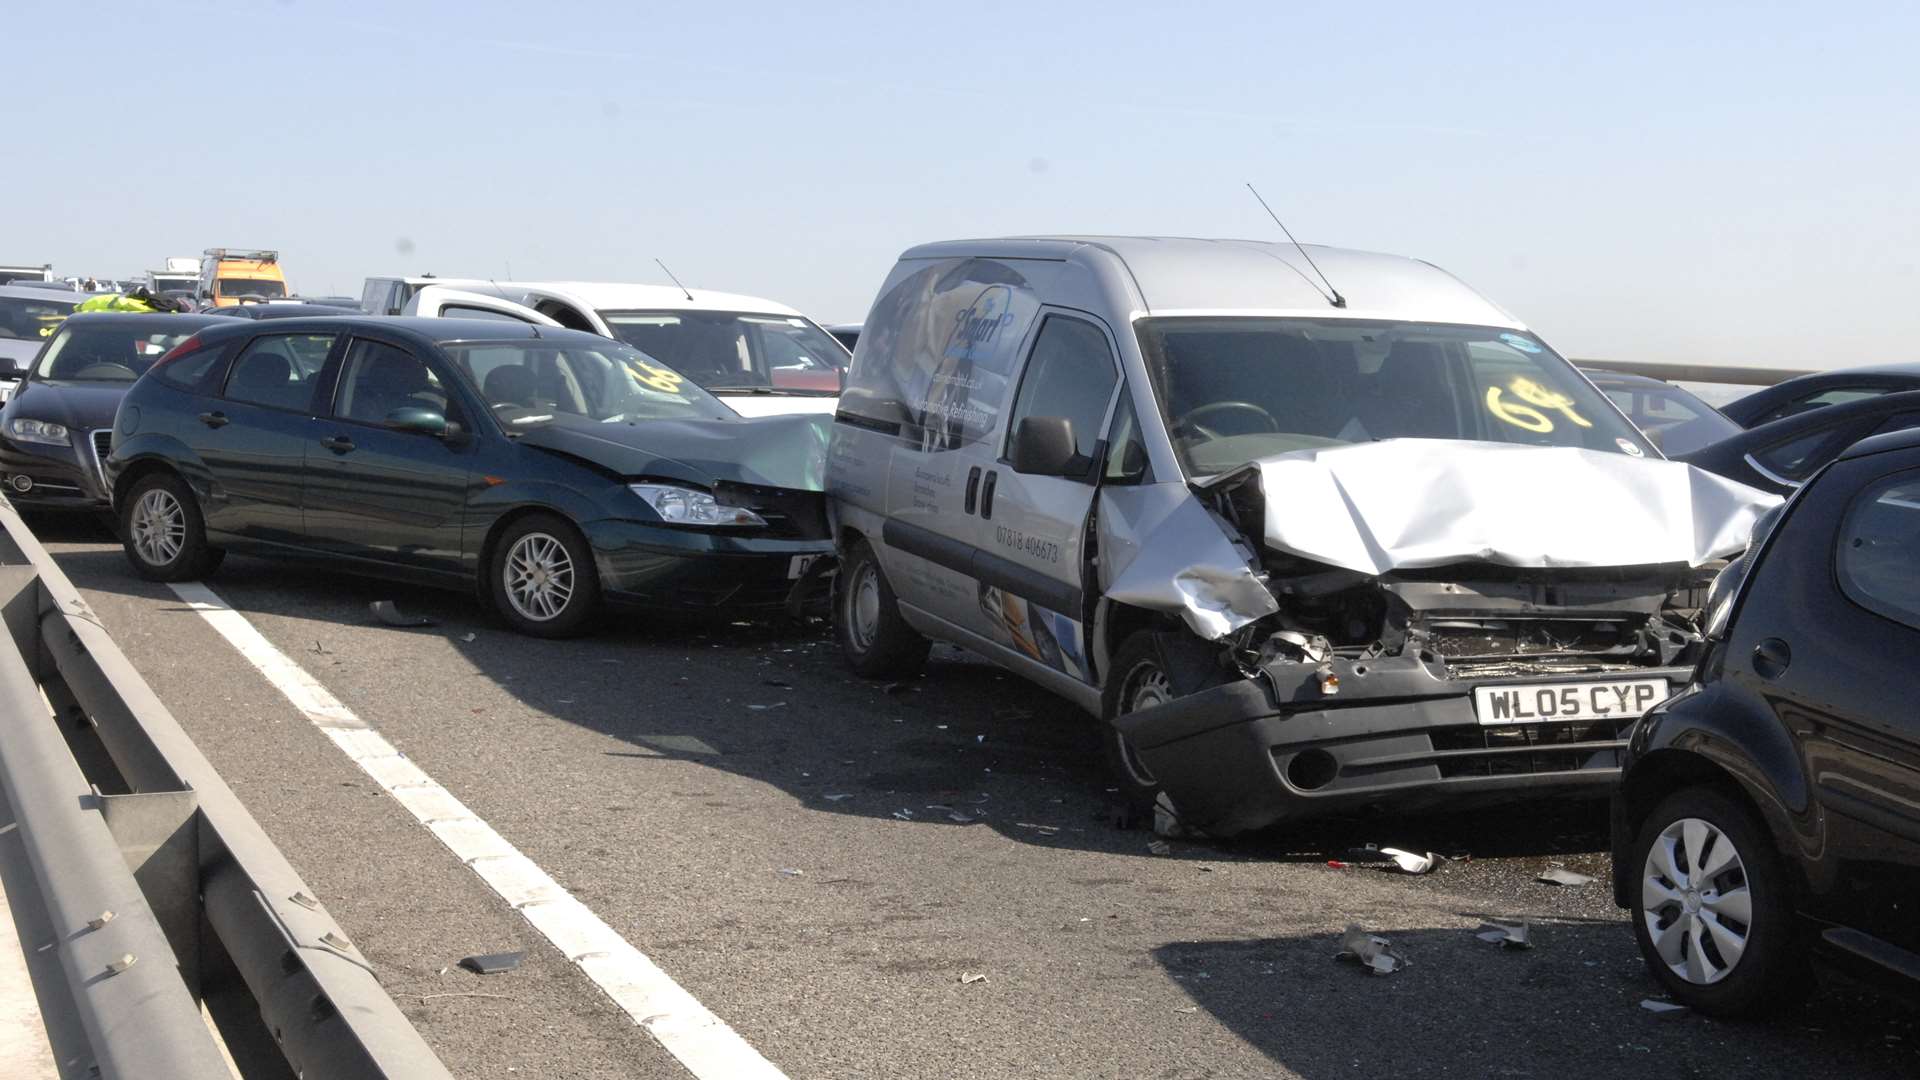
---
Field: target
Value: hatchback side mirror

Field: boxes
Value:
[1011,416,1080,476]
[386,406,449,437]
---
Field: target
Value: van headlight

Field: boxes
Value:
[8,418,69,446]
[628,483,767,528]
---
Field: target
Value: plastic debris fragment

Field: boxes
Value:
[959,972,988,985]
[1538,867,1597,887]
[1475,920,1532,949]
[1640,999,1691,1018]
[458,951,524,975]
[1336,924,1406,975]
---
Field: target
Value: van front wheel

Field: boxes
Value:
[1101,631,1173,818]
[835,539,929,679]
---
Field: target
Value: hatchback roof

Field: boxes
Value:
[1839,423,1920,462]
[897,235,1525,329]
[59,312,232,331]
[201,314,616,348]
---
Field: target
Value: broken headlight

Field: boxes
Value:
[628,483,767,528]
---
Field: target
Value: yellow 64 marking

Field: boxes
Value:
[1486,376,1591,433]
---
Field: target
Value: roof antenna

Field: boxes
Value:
[655,259,694,302]
[1246,183,1345,308]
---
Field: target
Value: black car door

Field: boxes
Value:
[193,331,340,545]
[301,335,474,576]
[1728,446,1920,951]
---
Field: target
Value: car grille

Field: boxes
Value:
[1426,619,1638,659]
[1427,717,1633,778]
[90,429,114,495]
[711,481,829,540]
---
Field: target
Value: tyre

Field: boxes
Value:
[1100,631,1176,824]
[487,514,601,638]
[120,472,224,581]
[1628,785,1805,1016]
[834,538,929,678]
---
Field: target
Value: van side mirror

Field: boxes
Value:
[1011,416,1080,476]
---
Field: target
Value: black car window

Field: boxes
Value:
[1838,470,1920,632]
[334,339,451,426]
[443,305,530,323]
[1757,386,1888,425]
[1870,412,1920,438]
[1006,315,1118,470]
[1750,429,1836,483]
[223,334,334,411]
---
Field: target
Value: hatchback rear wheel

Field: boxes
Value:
[120,473,223,581]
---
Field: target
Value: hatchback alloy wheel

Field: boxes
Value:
[503,531,575,622]
[131,487,186,568]
[1641,815,1753,985]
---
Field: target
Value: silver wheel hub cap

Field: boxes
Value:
[504,533,574,622]
[1641,816,1753,986]
[131,489,186,566]
[1116,663,1170,787]
[848,564,880,652]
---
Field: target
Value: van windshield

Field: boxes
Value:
[218,279,286,298]
[1136,318,1654,478]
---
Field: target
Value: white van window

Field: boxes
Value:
[1138,318,1653,478]
[1006,316,1118,468]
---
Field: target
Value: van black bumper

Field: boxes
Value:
[1113,655,1691,836]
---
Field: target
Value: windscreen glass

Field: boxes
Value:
[217,278,287,298]
[601,310,848,393]
[1600,383,1741,456]
[0,294,78,342]
[444,340,734,430]
[34,324,199,381]
[1137,318,1654,478]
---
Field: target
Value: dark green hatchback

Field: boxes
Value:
[105,316,834,636]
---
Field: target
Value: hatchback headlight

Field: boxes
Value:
[628,483,767,528]
[8,418,69,446]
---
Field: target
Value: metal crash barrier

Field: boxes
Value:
[0,495,453,1079]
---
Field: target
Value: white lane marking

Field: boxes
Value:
[165,582,787,1080]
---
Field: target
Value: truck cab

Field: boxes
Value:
[198,248,289,307]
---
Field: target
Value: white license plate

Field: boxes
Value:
[787,554,821,580]
[1473,678,1669,726]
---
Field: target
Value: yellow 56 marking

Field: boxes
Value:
[1486,376,1591,433]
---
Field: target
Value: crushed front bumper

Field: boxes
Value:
[1113,652,1691,836]
[582,518,834,615]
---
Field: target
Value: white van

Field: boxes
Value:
[826,236,1776,836]
[391,280,850,418]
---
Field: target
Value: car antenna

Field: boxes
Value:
[1245,183,1345,308]
[655,259,695,302]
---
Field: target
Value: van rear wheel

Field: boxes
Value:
[835,539,929,679]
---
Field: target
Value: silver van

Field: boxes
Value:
[826,236,1775,836]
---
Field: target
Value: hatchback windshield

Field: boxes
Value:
[0,294,78,342]
[33,323,199,382]
[601,310,848,393]
[444,340,735,430]
[1137,318,1654,477]
[218,278,287,298]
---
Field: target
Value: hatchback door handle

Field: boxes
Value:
[319,435,356,454]
[198,411,228,429]
[1752,637,1792,679]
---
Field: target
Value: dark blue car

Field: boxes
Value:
[106,316,833,635]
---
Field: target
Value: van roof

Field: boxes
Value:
[897,236,1526,330]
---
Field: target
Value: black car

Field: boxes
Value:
[1,312,229,508]
[214,302,357,320]
[1612,426,1920,1015]
[1722,362,1920,428]
[1674,389,1920,495]
[1580,368,1742,457]
[106,316,833,635]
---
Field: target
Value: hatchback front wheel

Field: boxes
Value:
[488,514,601,637]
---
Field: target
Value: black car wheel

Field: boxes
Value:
[1629,786,1804,1015]
[488,514,601,638]
[834,538,929,678]
[1101,631,1175,823]
[120,472,223,581]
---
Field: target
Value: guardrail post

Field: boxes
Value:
[98,789,202,991]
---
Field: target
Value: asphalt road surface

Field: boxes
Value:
[22,511,1920,1080]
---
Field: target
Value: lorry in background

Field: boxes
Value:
[197,248,289,306]
[0,264,54,287]
[146,256,200,296]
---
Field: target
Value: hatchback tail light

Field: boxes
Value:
[152,333,204,368]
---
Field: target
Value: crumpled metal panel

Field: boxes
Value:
[1242,439,1781,575]
[1100,484,1279,640]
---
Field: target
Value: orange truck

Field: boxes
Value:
[197,248,289,306]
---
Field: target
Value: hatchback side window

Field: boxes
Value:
[1006,315,1119,473]
[223,333,334,411]
[1749,428,1837,484]
[1837,471,1920,631]
[333,339,453,426]
[1758,386,1886,425]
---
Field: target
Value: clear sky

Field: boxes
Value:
[6,1,1915,369]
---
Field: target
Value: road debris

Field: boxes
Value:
[947,812,973,823]
[1335,924,1406,975]
[1148,839,1172,855]
[763,678,794,689]
[776,867,804,877]
[883,682,917,695]
[1640,999,1691,1018]
[1343,845,1439,874]
[1014,822,1060,836]
[459,632,477,643]
[1538,867,1597,887]
[1475,920,1533,949]
[892,809,915,820]
[823,793,854,802]
[747,701,789,711]
[369,600,434,627]
[458,951,525,975]
[959,972,988,985]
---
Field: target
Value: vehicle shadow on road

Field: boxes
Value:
[33,510,1617,866]
[1155,922,1920,1080]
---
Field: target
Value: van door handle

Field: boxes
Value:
[964,466,982,515]
[1752,637,1792,679]
[319,435,356,454]
[197,411,228,429]
[980,470,997,520]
